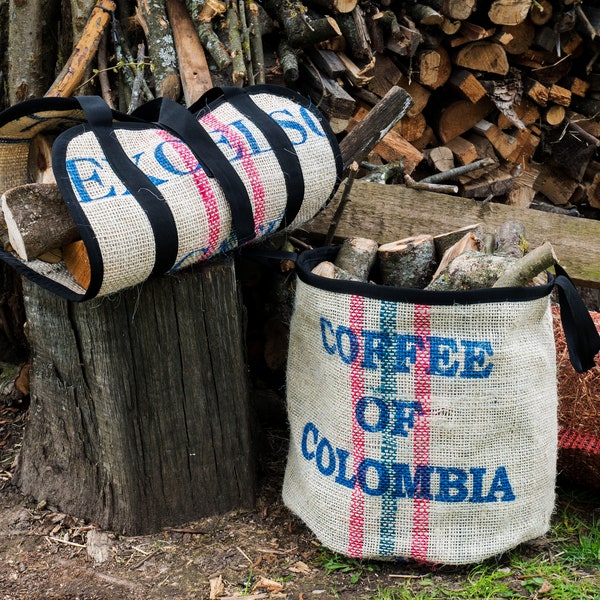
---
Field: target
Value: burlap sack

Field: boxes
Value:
[0,86,341,300]
[283,246,600,565]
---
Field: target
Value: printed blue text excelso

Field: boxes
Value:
[319,316,494,378]
[64,105,326,204]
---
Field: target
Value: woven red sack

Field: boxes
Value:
[554,306,600,492]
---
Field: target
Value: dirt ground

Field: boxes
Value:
[1,398,599,600]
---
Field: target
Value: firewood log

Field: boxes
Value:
[377,234,436,288]
[448,69,487,103]
[430,231,481,282]
[529,0,553,26]
[437,98,494,143]
[493,241,557,288]
[1,183,80,261]
[311,260,362,281]
[433,223,482,258]
[426,251,511,291]
[135,0,182,100]
[426,0,476,21]
[494,220,527,258]
[426,146,454,172]
[307,0,357,13]
[497,20,535,54]
[445,136,478,165]
[488,0,532,26]
[46,0,116,97]
[334,237,378,281]
[166,0,213,104]
[454,41,510,75]
[63,240,91,290]
[27,135,56,185]
[416,46,452,89]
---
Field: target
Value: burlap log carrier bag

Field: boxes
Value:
[0,85,342,300]
[283,246,600,565]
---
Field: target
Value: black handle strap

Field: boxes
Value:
[191,86,306,229]
[147,97,258,245]
[553,264,600,373]
[74,95,179,280]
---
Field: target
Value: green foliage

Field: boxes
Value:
[315,548,379,584]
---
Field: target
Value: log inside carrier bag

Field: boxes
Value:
[0,85,413,290]
[311,222,559,291]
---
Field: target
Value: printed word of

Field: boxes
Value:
[356,395,422,438]
[319,317,494,379]
[301,422,516,503]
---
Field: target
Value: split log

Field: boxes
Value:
[15,258,255,535]
[297,58,356,122]
[1,184,80,261]
[488,0,532,26]
[437,98,494,143]
[334,237,378,281]
[377,234,436,288]
[416,46,452,89]
[426,146,454,172]
[448,69,487,103]
[307,0,357,13]
[497,20,535,55]
[430,231,482,282]
[62,240,91,290]
[432,223,481,256]
[27,135,56,185]
[438,0,476,19]
[454,41,510,75]
[460,164,517,198]
[445,136,478,165]
[339,85,414,170]
[166,0,213,104]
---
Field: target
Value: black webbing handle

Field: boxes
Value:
[74,95,179,280]
[553,264,600,373]
[199,87,305,230]
[152,97,257,245]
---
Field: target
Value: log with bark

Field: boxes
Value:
[310,218,557,293]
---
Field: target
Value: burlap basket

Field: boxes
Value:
[283,246,600,565]
[0,85,342,300]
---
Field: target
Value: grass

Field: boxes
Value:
[312,487,600,600]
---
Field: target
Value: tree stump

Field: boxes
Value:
[14,257,255,535]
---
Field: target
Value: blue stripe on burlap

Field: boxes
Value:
[378,299,398,556]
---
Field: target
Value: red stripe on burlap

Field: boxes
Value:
[411,304,432,561]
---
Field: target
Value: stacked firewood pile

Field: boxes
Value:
[123,0,600,218]
[6,0,600,218]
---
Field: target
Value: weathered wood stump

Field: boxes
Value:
[15,258,255,535]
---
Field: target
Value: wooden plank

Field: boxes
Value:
[304,180,600,288]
